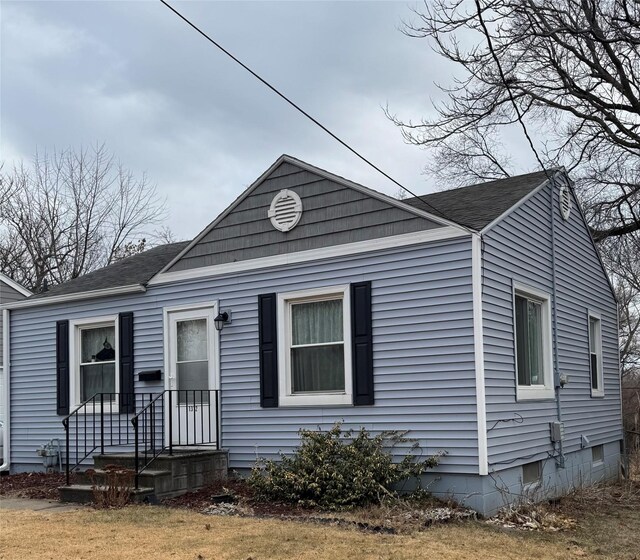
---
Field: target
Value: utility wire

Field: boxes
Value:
[159,0,456,223]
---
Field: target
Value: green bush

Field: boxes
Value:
[248,423,442,509]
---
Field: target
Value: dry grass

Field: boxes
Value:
[0,505,593,560]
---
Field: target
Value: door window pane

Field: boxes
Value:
[177,361,209,404]
[177,319,207,361]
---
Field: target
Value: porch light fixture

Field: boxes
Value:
[214,311,230,332]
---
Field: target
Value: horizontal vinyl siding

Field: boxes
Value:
[482,183,621,471]
[9,237,479,473]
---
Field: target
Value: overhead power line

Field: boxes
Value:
[159,0,457,224]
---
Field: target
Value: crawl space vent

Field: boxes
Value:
[559,185,572,221]
[268,189,303,232]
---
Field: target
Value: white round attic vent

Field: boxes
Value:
[559,185,572,220]
[268,189,303,232]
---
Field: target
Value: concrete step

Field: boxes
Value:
[76,468,173,495]
[59,484,155,504]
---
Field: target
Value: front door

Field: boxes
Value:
[166,306,218,446]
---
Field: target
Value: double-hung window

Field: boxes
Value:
[588,313,604,397]
[71,316,119,407]
[277,285,352,406]
[513,283,554,400]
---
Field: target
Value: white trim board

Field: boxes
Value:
[149,227,470,286]
[1,309,11,471]
[155,154,473,276]
[0,274,31,298]
[1,284,146,310]
[471,234,488,476]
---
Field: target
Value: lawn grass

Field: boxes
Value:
[0,504,629,560]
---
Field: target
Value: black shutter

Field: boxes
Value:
[119,312,135,413]
[351,281,374,406]
[56,320,70,415]
[258,293,278,408]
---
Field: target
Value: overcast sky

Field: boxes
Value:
[1,1,535,239]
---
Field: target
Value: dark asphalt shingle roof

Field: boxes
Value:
[29,241,190,300]
[403,170,552,231]
[27,170,554,301]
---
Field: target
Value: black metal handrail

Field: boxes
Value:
[62,392,160,485]
[131,389,220,489]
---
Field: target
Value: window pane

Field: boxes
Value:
[527,300,543,385]
[291,344,345,393]
[177,319,207,362]
[81,326,116,363]
[292,299,343,345]
[515,296,530,385]
[177,361,209,404]
[80,363,116,400]
[589,318,599,353]
[591,353,599,390]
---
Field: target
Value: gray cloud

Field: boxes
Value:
[1,1,535,239]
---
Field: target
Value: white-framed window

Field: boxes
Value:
[513,283,555,401]
[69,315,119,409]
[522,460,542,486]
[592,444,604,465]
[588,312,604,397]
[277,285,352,407]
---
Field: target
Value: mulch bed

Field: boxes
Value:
[0,472,70,500]
[161,478,314,517]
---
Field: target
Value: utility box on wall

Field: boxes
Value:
[550,421,565,443]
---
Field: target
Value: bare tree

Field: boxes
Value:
[389,0,640,240]
[0,145,167,293]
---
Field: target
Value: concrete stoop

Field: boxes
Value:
[59,448,228,504]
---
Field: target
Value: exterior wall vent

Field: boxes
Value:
[268,189,303,232]
[559,185,572,221]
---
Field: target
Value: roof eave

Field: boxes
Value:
[1,284,146,310]
[0,273,32,297]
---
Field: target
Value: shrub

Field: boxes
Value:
[248,423,442,509]
[87,465,134,508]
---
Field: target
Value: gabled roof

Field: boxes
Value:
[6,158,564,307]
[156,154,472,276]
[403,170,554,231]
[26,242,189,301]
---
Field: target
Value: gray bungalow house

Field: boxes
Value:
[0,155,622,514]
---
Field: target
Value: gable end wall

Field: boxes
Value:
[169,162,444,272]
[482,181,621,471]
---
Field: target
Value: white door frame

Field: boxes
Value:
[163,301,220,446]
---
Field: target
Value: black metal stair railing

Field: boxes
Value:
[62,392,159,485]
[131,389,220,489]
[62,390,221,489]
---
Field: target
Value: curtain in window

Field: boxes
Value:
[80,325,116,400]
[291,299,345,393]
[80,363,116,400]
[81,326,115,363]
